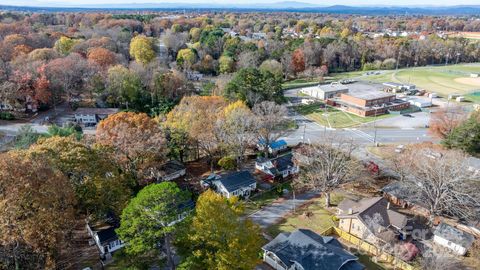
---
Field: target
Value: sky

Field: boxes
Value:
[2,0,480,7]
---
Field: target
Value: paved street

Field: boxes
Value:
[248,192,319,228]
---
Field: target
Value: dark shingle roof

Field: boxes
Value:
[263,229,364,270]
[434,223,475,249]
[97,227,119,244]
[161,160,185,175]
[272,153,294,172]
[218,171,256,192]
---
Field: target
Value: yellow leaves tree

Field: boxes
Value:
[165,96,228,169]
[54,36,79,55]
[0,151,76,269]
[129,35,156,65]
[176,190,262,270]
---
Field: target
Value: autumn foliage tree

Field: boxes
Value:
[129,35,156,65]
[96,112,167,181]
[176,190,262,270]
[87,47,117,69]
[429,106,467,139]
[291,48,306,74]
[0,151,76,269]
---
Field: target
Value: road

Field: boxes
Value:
[283,88,435,146]
[248,192,319,228]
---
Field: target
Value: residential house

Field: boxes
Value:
[211,171,257,199]
[433,223,475,256]
[86,220,124,260]
[74,108,119,125]
[262,229,365,270]
[381,181,430,217]
[257,139,288,155]
[337,197,409,244]
[255,153,299,179]
[145,160,186,182]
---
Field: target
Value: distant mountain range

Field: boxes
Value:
[1,1,480,15]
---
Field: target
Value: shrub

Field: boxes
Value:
[218,156,236,170]
[0,112,14,120]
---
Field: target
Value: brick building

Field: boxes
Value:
[338,90,409,117]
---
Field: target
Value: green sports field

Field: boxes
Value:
[332,64,480,102]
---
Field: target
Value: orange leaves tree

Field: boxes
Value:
[96,112,167,181]
[0,151,76,269]
[87,47,117,69]
[429,106,467,139]
[291,48,306,74]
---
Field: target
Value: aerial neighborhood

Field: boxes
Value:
[0,2,479,270]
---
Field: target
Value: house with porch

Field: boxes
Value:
[86,219,124,260]
[255,153,299,179]
[211,171,257,199]
[262,229,365,270]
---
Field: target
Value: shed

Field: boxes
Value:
[433,223,475,255]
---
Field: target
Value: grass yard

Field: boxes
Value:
[331,64,480,100]
[296,103,394,128]
[282,78,321,90]
[265,193,343,237]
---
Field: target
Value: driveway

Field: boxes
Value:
[248,192,320,228]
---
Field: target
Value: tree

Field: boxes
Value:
[293,139,361,207]
[224,68,282,106]
[176,48,197,70]
[166,96,227,170]
[106,65,148,111]
[163,30,188,58]
[26,136,133,218]
[391,146,480,222]
[218,55,235,74]
[129,35,156,65]
[259,59,283,78]
[0,151,76,269]
[429,106,467,139]
[54,36,79,55]
[116,182,191,269]
[216,101,255,167]
[87,47,117,69]
[253,101,291,156]
[176,190,262,270]
[96,112,167,180]
[442,112,480,156]
[14,125,41,149]
[292,48,306,74]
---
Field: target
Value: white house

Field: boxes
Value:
[433,223,475,256]
[257,139,288,154]
[86,221,125,260]
[74,108,119,125]
[212,171,257,199]
[255,153,299,179]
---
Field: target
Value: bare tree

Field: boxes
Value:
[293,138,361,207]
[162,30,188,59]
[236,51,260,70]
[393,147,480,222]
[252,101,291,157]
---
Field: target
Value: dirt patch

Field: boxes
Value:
[454,77,480,87]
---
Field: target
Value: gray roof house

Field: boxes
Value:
[262,229,365,270]
[255,153,299,179]
[145,160,186,182]
[212,171,257,199]
[301,82,349,100]
[337,197,409,243]
[433,223,475,256]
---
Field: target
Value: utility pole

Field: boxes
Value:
[302,124,306,144]
[373,107,378,146]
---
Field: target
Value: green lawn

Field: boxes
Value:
[331,64,480,100]
[265,194,343,237]
[282,78,321,90]
[295,103,394,128]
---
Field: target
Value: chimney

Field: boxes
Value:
[387,202,391,210]
[348,208,353,215]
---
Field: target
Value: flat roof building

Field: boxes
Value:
[338,89,409,117]
[302,82,349,100]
